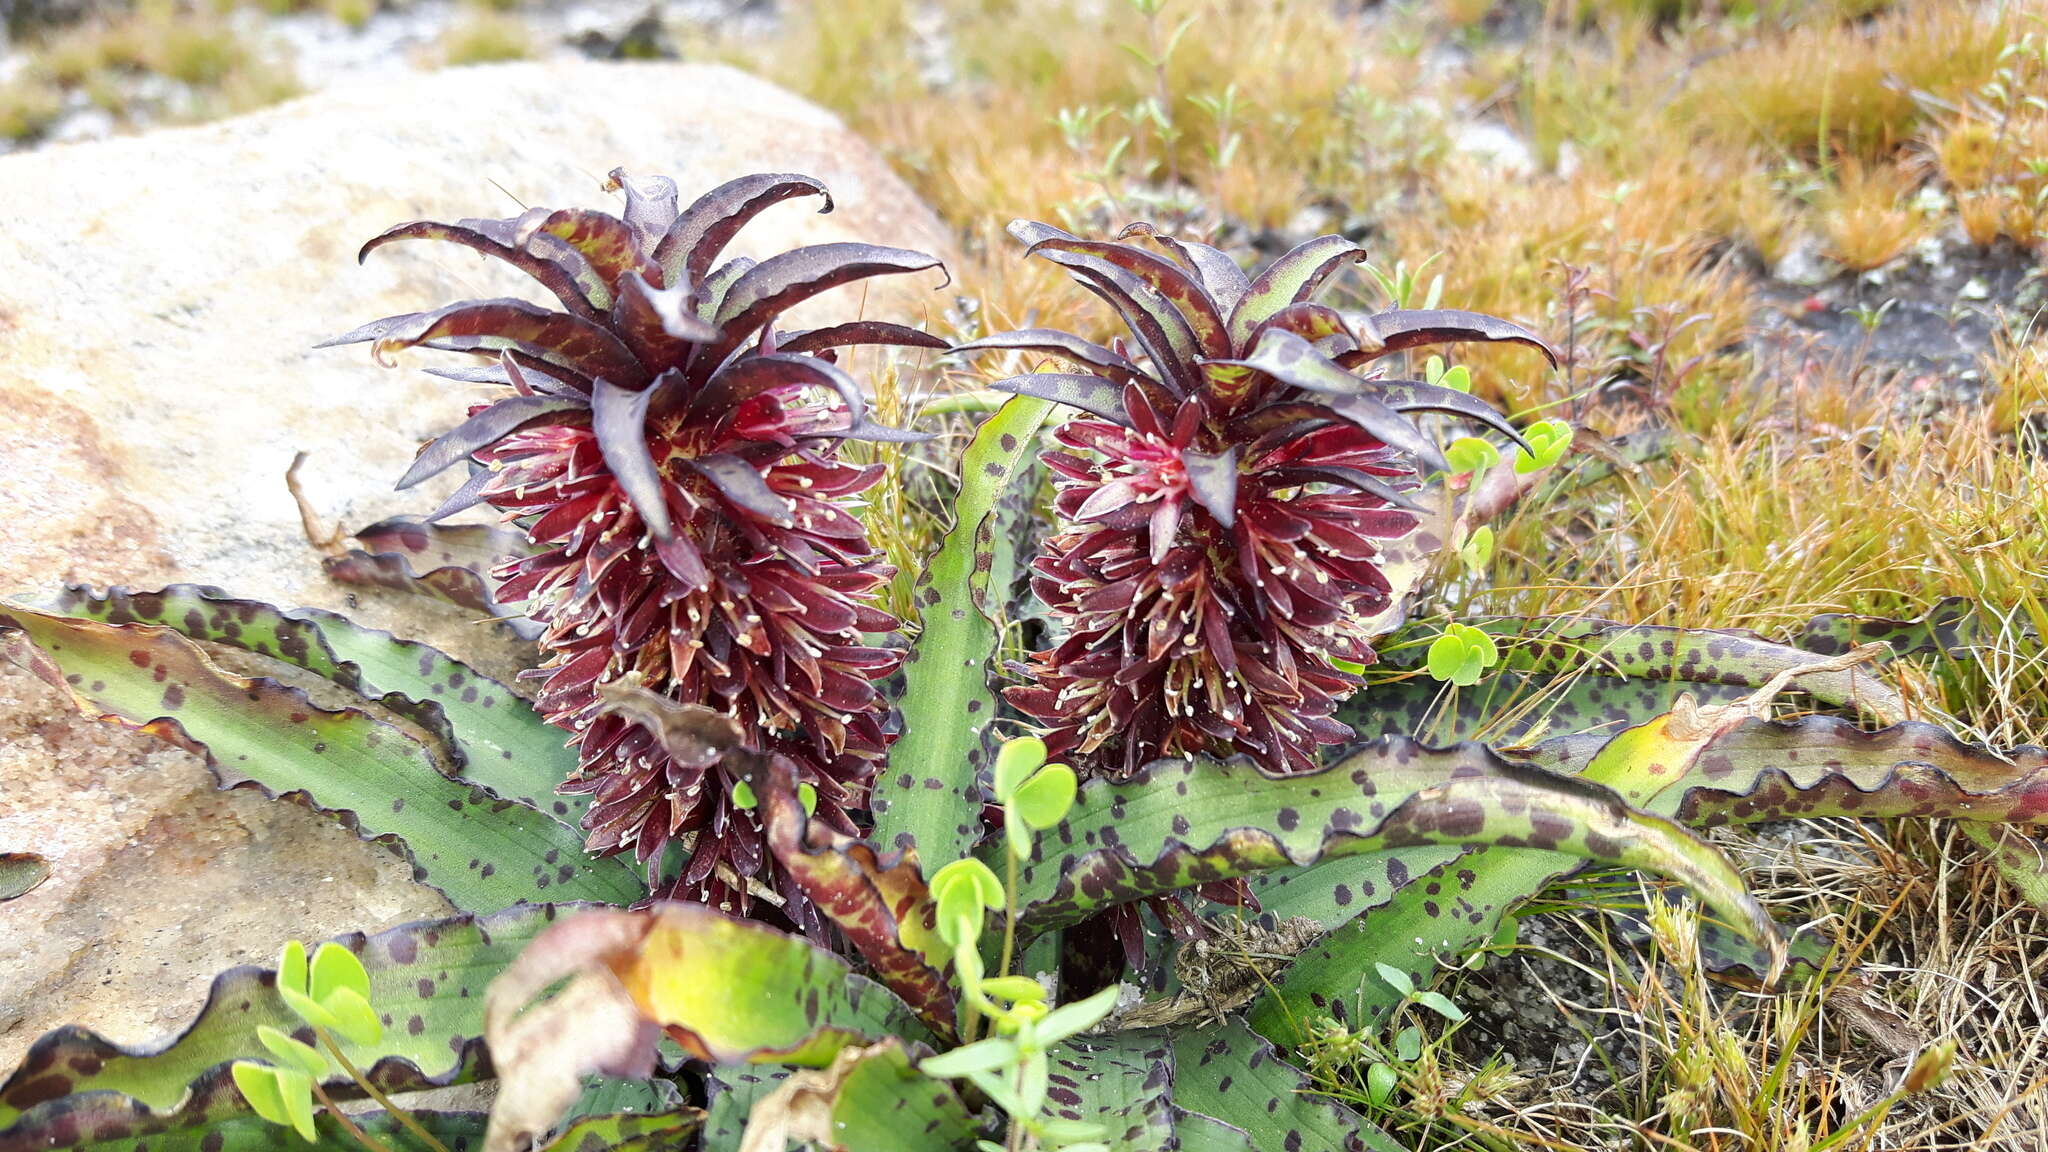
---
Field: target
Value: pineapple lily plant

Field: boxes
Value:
[1,171,2045,1152]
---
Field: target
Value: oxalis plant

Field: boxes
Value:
[1,170,2044,1152]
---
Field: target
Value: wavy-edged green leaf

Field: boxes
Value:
[1252,685,1799,1045]
[703,1050,975,1152]
[1045,1032,1175,1152]
[1667,716,2048,826]
[1000,742,1778,959]
[874,396,1055,871]
[1430,615,1907,724]
[1792,596,2018,659]
[0,1083,483,1152]
[0,1092,695,1152]
[0,601,637,909]
[0,906,565,1130]
[42,585,588,828]
[1170,1024,1396,1152]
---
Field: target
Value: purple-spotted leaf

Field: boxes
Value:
[0,905,563,1132]
[356,214,605,321]
[1343,308,1559,367]
[1041,1031,1176,1152]
[873,396,1056,871]
[591,375,673,539]
[654,172,832,287]
[701,1047,974,1152]
[49,583,575,813]
[707,243,945,363]
[1171,1024,1395,1152]
[0,600,638,911]
[997,741,1780,963]
[950,328,1152,386]
[1792,596,1998,659]
[1253,649,1881,1043]
[369,298,647,390]
[1226,235,1365,347]
[988,372,1133,425]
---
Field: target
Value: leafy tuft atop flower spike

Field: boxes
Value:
[327,169,947,928]
[957,220,1555,778]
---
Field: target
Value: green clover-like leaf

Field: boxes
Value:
[1459,524,1495,574]
[309,942,371,1005]
[323,986,384,1047]
[278,985,341,1034]
[979,976,1048,1003]
[255,1026,330,1079]
[921,1036,1019,1078]
[931,858,1004,909]
[731,780,759,809]
[231,1061,318,1142]
[1443,436,1500,477]
[1424,623,1499,687]
[1010,764,1078,831]
[278,940,309,997]
[993,737,1049,804]
[1512,418,1573,473]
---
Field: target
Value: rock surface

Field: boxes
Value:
[0,59,956,1073]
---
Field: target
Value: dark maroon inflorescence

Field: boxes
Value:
[330,170,946,927]
[958,221,1554,780]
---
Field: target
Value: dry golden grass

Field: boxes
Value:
[1681,3,2013,162]
[1818,158,1929,272]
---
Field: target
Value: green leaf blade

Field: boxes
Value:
[874,396,1055,872]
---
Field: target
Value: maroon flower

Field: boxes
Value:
[958,221,1553,778]
[330,170,946,926]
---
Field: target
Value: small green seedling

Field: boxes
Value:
[1512,418,1574,474]
[232,941,447,1152]
[1443,436,1500,480]
[1423,353,1472,393]
[1458,525,1495,576]
[991,736,1079,862]
[1426,623,1500,687]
